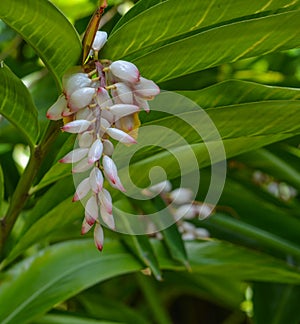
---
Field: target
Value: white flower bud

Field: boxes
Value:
[96,87,113,107]
[72,157,93,173]
[134,95,150,112]
[169,188,193,204]
[94,223,104,251]
[63,73,92,97]
[92,31,107,51]
[110,60,140,83]
[59,148,89,164]
[46,95,67,120]
[89,167,104,193]
[73,177,91,201]
[100,204,115,229]
[98,188,113,214]
[88,138,103,164]
[109,104,139,118]
[106,127,136,144]
[134,77,160,99]
[112,82,133,103]
[68,87,96,111]
[102,155,125,192]
[85,195,99,224]
[103,139,114,156]
[62,120,92,133]
[78,131,94,148]
[81,218,93,235]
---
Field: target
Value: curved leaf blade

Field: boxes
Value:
[0,0,81,84]
[1,240,300,323]
[0,64,39,146]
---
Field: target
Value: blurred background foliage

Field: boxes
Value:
[1,0,300,323]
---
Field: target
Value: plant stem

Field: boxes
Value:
[0,121,60,257]
[137,273,173,324]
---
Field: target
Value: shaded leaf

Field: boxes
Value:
[0,0,81,84]
[0,64,39,146]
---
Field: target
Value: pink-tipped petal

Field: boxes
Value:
[46,95,67,120]
[89,167,104,193]
[98,188,113,214]
[85,195,99,223]
[81,218,93,235]
[94,223,104,251]
[96,87,113,107]
[88,138,103,164]
[59,148,89,164]
[106,127,137,144]
[72,157,93,173]
[109,104,139,118]
[133,77,160,98]
[100,205,115,230]
[62,120,92,134]
[92,31,107,51]
[110,60,140,83]
[73,177,91,201]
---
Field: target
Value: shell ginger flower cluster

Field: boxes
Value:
[47,31,160,251]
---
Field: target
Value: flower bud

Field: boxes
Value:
[68,87,96,111]
[112,82,133,103]
[62,120,92,133]
[98,188,113,213]
[59,148,89,164]
[78,131,94,148]
[81,218,93,235]
[92,31,107,51]
[89,167,104,193]
[100,204,115,230]
[134,77,160,99]
[88,138,103,164]
[110,60,140,83]
[72,157,93,173]
[63,73,92,97]
[85,195,99,224]
[109,104,139,118]
[103,139,114,156]
[46,95,66,120]
[73,177,91,201]
[106,127,137,144]
[169,188,193,204]
[94,223,104,251]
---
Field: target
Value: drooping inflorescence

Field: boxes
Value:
[47,31,160,250]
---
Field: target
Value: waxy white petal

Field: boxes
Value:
[102,156,125,192]
[63,73,92,97]
[134,95,150,112]
[96,87,113,107]
[92,31,107,51]
[98,188,113,214]
[88,138,103,164]
[59,148,89,164]
[169,188,193,205]
[46,95,66,120]
[68,87,96,111]
[110,60,140,83]
[73,177,91,201]
[72,157,93,173]
[102,139,114,156]
[85,195,99,225]
[89,167,104,193]
[134,77,160,98]
[94,223,104,251]
[62,120,92,133]
[109,104,139,118]
[112,82,133,103]
[78,131,94,148]
[100,204,115,229]
[81,218,93,235]
[106,127,136,144]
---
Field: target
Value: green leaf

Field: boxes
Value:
[33,313,120,324]
[123,234,162,280]
[1,240,300,324]
[253,283,300,324]
[0,0,81,84]
[0,164,4,205]
[0,240,143,324]
[0,64,39,146]
[103,1,300,82]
